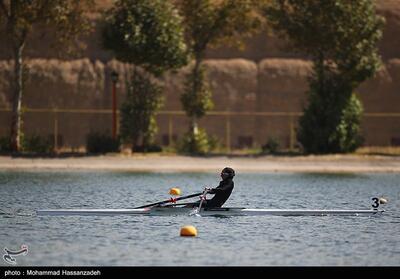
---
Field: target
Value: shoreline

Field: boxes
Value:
[1,154,400,173]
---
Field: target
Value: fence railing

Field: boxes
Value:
[1,107,400,151]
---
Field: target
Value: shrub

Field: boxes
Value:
[334,94,364,152]
[1,134,54,154]
[298,89,364,154]
[86,132,120,154]
[177,128,215,155]
[262,137,279,154]
[22,134,53,153]
[0,137,12,152]
[133,144,162,153]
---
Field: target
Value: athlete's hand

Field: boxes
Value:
[204,187,212,192]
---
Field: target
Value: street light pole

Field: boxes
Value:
[111,70,119,140]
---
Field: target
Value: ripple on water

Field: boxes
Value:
[0,171,399,266]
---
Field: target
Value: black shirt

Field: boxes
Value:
[206,178,234,207]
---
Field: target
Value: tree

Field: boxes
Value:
[102,0,187,76]
[102,0,187,150]
[177,0,264,153]
[119,71,163,150]
[266,0,384,153]
[0,0,93,152]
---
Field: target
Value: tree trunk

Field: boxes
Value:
[10,44,24,152]
[190,118,198,136]
[190,58,201,136]
[317,50,325,95]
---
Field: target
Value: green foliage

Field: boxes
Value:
[119,71,163,150]
[177,128,215,155]
[133,144,162,153]
[266,0,384,153]
[335,94,364,152]
[0,0,93,47]
[0,137,12,152]
[262,137,279,154]
[102,0,188,152]
[177,0,264,154]
[179,0,264,55]
[180,65,214,119]
[1,134,55,154]
[86,132,120,154]
[22,134,53,154]
[207,134,220,152]
[298,85,364,154]
[102,0,188,76]
[266,0,384,80]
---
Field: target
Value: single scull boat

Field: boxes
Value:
[36,192,387,217]
[36,206,384,217]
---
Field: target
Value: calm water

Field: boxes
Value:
[0,170,399,266]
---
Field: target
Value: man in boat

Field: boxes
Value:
[188,167,235,208]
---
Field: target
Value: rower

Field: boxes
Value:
[189,167,235,208]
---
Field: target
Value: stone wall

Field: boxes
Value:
[0,58,399,149]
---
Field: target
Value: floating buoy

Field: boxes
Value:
[379,197,388,204]
[180,225,197,237]
[169,188,181,196]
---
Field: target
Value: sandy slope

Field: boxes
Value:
[1,154,400,173]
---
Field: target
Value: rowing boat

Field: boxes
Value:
[36,207,384,217]
[36,191,387,217]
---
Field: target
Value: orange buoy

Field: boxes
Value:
[180,225,197,237]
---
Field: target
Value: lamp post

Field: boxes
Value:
[111,70,119,140]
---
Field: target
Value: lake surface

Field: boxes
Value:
[0,170,399,266]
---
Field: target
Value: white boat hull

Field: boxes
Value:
[36,207,384,217]
[37,208,150,216]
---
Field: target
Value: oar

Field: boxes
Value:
[189,189,209,216]
[134,192,203,209]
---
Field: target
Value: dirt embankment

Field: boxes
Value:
[1,154,399,173]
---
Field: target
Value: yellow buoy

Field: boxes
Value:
[169,188,181,196]
[180,225,197,237]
